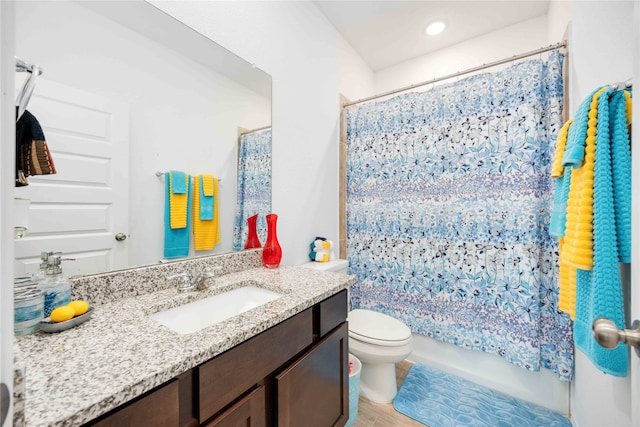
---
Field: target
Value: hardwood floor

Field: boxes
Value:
[352,360,426,427]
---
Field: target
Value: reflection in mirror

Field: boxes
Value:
[12,0,271,277]
[233,127,272,251]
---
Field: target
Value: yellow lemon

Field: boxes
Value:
[50,306,75,323]
[68,300,89,317]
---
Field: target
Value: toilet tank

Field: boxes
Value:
[300,259,349,274]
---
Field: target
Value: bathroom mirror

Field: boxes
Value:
[13,0,271,277]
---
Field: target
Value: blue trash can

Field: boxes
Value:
[345,354,362,427]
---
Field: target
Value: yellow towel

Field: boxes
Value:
[551,119,572,178]
[193,176,220,250]
[557,238,577,319]
[624,91,632,124]
[202,174,214,196]
[561,88,606,271]
[169,172,189,229]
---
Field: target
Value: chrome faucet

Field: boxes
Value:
[169,266,222,293]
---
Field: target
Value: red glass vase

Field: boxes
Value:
[262,213,282,268]
[244,214,262,249]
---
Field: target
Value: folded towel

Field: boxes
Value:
[309,251,336,262]
[193,176,220,251]
[15,109,56,186]
[171,170,187,194]
[557,238,577,318]
[551,119,572,178]
[562,87,603,168]
[610,91,632,262]
[549,119,573,238]
[164,173,191,258]
[169,171,189,229]
[573,88,630,377]
[311,239,333,251]
[202,174,214,196]
[200,175,214,220]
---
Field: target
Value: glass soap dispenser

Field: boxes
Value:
[38,253,72,317]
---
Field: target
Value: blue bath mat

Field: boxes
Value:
[393,364,572,427]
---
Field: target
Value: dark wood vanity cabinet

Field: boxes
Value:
[276,322,348,427]
[86,290,348,427]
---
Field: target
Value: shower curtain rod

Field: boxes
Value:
[343,41,568,108]
[239,125,271,136]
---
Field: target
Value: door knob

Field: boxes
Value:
[592,318,640,357]
[115,233,127,241]
[0,382,9,425]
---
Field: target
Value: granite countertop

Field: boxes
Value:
[15,265,354,427]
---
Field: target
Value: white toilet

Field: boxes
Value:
[300,259,414,403]
[347,309,413,403]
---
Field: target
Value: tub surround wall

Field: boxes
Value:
[409,334,569,415]
[14,250,354,426]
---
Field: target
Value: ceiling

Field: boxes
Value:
[314,1,550,71]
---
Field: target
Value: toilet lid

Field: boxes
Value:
[348,309,412,342]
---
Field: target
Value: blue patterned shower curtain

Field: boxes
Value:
[346,51,573,380]
[232,128,272,251]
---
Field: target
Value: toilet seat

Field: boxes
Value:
[348,309,412,346]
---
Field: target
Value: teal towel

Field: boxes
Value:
[549,165,572,237]
[171,170,187,194]
[164,172,191,258]
[562,88,603,168]
[200,175,214,220]
[549,91,598,239]
[610,90,632,262]
[574,89,629,377]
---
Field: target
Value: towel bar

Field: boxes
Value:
[155,171,221,182]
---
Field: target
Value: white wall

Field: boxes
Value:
[14,1,270,268]
[547,0,571,44]
[151,0,374,265]
[375,15,549,94]
[568,2,634,426]
[336,35,376,103]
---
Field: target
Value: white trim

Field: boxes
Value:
[0,1,16,425]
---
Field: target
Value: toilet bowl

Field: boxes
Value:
[348,309,413,403]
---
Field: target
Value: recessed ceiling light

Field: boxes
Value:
[425,21,446,36]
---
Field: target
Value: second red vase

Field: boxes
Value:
[262,213,282,268]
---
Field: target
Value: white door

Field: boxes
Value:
[13,78,129,277]
[631,3,640,424]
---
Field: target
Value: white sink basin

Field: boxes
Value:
[151,286,282,334]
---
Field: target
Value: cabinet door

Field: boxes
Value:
[204,385,266,427]
[275,322,348,427]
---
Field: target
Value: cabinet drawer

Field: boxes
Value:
[198,308,313,422]
[89,379,179,427]
[317,290,347,337]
